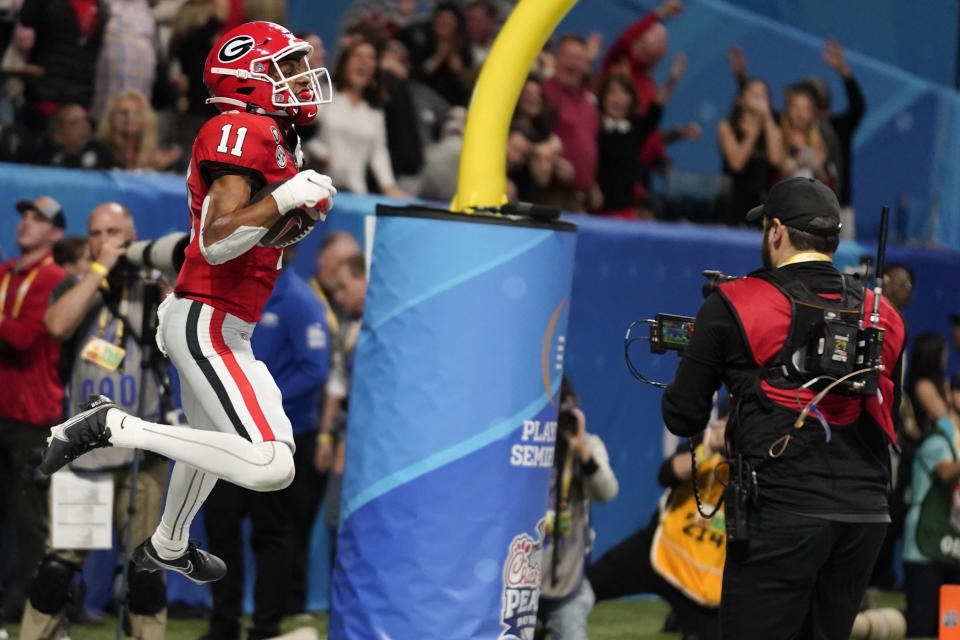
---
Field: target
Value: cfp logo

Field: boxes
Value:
[218,35,256,63]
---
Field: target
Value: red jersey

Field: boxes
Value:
[175,111,299,322]
[0,251,67,425]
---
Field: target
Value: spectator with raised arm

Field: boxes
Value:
[717,78,784,226]
[595,72,664,218]
[802,39,865,237]
[601,0,696,192]
[779,83,830,185]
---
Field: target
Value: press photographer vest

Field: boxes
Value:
[718,267,900,442]
[66,277,162,470]
[650,447,726,606]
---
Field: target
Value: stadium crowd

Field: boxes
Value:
[0,1,954,639]
[0,0,867,228]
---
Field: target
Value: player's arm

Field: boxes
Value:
[202,174,279,244]
[199,170,335,265]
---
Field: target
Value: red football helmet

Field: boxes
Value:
[204,21,332,125]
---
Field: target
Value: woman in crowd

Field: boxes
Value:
[406,3,474,107]
[507,77,577,210]
[717,77,783,226]
[98,90,181,172]
[902,333,960,637]
[313,40,406,197]
[595,73,662,218]
[511,77,554,144]
[779,83,830,184]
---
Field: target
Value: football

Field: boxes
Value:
[252,179,321,248]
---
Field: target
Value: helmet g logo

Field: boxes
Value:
[218,35,256,63]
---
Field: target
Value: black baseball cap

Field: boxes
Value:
[16,196,66,229]
[746,177,842,236]
[949,313,960,326]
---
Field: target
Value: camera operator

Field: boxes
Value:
[536,377,618,640]
[661,177,906,640]
[22,202,170,640]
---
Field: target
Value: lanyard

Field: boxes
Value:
[778,251,832,267]
[0,255,53,318]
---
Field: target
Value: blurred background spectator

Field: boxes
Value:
[17,0,105,133]
[167,0,231,138]
[595,73,660,218]
[97,90,182,172]
[778,83,830,185]
[312,39,407,197]
[0,196,66,624]
[339,21,425,194]
[403,3,473,107]
[90,0,158,122]
[717,77,783,227]
[31,103,117,169]
[542,34,599,211]
[418,105,465,202]
[902,333,959,637]
[51,235,90,278]
[804,38,865,238]
[464,0,496,66]
[316,251,366,574]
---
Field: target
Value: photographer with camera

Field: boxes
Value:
[23,202,171,640]
[536,377,618,640]
[661,177,906,640]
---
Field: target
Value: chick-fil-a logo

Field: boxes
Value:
[499,520,545,640]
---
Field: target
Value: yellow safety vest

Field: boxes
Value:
[649,448,727,607]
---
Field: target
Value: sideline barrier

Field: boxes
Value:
[330,206,578,639]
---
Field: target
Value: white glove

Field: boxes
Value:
[271,170,337,220]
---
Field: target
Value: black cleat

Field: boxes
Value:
[132,538,227,584]
[39,394,116,475]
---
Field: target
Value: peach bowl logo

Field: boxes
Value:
[500,519,545,640]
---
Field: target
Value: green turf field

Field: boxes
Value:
[2,590,927,639]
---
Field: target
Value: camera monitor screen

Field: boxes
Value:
[654,314,695,352]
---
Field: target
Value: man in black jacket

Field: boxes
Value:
[661,177,906,640]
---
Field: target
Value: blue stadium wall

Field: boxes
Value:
[1,164,958,612]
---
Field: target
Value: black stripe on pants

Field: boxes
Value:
[185,300,251,442]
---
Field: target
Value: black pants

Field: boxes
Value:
[721,506,886,640]
[587,519,720,640]
[904,561,960,637]
[0,420,50,619]
[286,432,327,614]
[203,479,292,640]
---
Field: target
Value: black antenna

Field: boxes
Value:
[870,206,890,325]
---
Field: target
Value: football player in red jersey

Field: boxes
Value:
[39,22,338,583]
